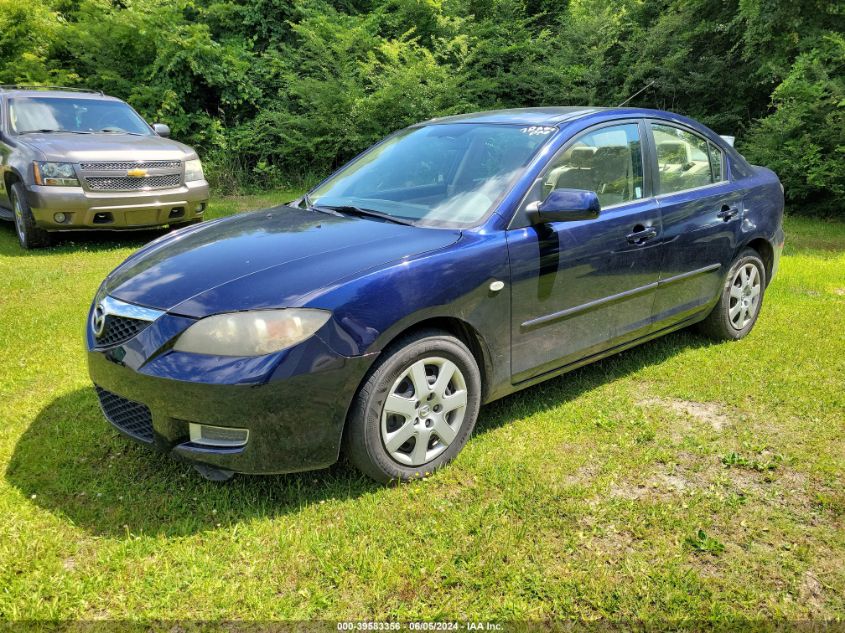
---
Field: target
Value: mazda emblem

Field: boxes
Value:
[92,304,107,338]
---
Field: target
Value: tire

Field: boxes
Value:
[344,329,482,483]
[697,247,767,341]
[10,182,52,249]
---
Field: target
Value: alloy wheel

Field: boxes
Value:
[380,356,468,467]
[12,193,25,243]
[728,262,761,330]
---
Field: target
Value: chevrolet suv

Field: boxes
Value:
[0,86,209,249]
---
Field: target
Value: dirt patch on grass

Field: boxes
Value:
[799,571,825,614]
[638,397,731,431]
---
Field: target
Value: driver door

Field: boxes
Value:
[506,121,663,383]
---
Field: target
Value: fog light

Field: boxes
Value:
[197,202,206,213]
[54,212,67,223]
[189,423,249,448]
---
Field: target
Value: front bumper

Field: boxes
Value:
[26,180,209,230]
[86,310,375,475]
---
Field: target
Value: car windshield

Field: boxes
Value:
[8,97,152,135]
[308,123,557,228]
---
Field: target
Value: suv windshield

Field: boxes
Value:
[9,97,152,136]
[308,123,556,228]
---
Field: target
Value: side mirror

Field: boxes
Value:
[528,188,600,224]
[152,123,170,138]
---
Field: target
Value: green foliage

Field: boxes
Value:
[742,35,845,216]
[685,529,726,555]
[0,0,842,212]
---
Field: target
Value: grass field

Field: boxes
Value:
[0,194,843,623]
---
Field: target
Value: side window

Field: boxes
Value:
[542,123,644,208]
[653,124,718,193]
[708,142,724,182]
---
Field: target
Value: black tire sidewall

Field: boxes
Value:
[10,182,51,249]
[349,332,482,482]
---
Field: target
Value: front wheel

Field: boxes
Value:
[10,182,52,249]
[344,329,482,483]
[697,247,767,341]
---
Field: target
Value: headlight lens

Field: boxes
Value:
[34,162,79,186]
[184,158,204,182]
[173,309,331,356]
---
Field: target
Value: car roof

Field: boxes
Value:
[0,88,118,101]
[420,106,702,127]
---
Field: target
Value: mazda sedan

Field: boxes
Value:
[87,107,784,483]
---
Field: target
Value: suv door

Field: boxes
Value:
[647,121,742,327]
[506,120,663,383]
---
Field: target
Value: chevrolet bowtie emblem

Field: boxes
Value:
[127,168,148,178]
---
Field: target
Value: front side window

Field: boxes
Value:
[309,123,555,228]
[9,97,152,136]
[653,124,720,194]
[542,123,644,208]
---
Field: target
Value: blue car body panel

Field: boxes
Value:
[87,106,784,474]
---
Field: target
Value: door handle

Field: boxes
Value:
[717,205,739,221]
[626,225,658,245]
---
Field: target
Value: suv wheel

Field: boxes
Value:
[344,329,482,483]
[10,182,52,249]
[697,247,766,341]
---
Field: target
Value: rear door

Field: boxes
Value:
[647,121,742,327]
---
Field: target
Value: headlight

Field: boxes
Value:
[173,309,331,356]
[184,158,204,182]
[34,162,79,186]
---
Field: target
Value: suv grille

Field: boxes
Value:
[86,174,182,191]
[80,160,181,171]
[95,315,152,348]
[95,386,154,443]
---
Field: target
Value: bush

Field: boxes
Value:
[742,35,845,216]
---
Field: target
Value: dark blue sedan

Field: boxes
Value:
[87,107,784,482]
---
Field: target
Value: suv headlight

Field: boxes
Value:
[184,158,204,182]
[34,162,79,187]
[173,309,331,356]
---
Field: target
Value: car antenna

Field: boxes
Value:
[617,80,656,107]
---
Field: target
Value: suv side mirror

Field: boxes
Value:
[152,123,170,138]
[528,188,601,224]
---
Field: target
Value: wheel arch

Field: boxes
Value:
[372,316,494,402]
[741,236,775,285]
[4,167,23,193]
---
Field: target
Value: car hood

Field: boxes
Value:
[19,132,195,162]
[103,206,461,317]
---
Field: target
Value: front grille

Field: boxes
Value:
[80,160,181,171]
[85,174,182,191]
[95,314,151,348]
[95,386,154,443]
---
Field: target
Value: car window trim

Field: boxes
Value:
[508,117,652,229]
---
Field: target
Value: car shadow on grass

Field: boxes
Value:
[6,329,713,538]
[0,220,170,256]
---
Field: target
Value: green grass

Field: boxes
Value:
[0,199,843,622]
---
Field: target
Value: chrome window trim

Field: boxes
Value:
[652,179,731,200]
[99,295,165,322]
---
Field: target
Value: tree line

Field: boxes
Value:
[1,0,842,215]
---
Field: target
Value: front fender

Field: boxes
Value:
[308,232,513,400]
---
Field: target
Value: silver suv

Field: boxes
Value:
[0,86,209,248]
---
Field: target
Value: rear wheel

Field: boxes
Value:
[10,182,52,249]
[697,247,766,340]
[344,329,482,483]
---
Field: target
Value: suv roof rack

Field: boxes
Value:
[0,85,104,95]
